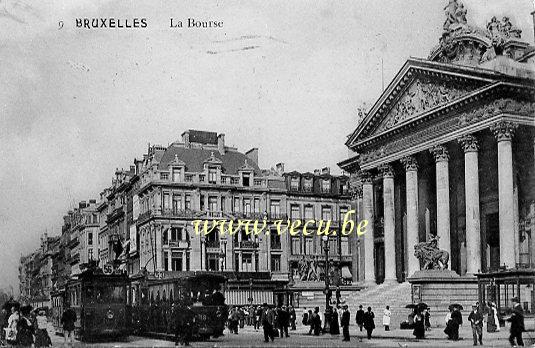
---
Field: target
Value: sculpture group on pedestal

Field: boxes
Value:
[414,235,450,270]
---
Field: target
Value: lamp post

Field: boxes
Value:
[322,235,332,333]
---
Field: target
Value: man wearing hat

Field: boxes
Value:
[468,303,483,345]
[506,297,524,347]
[260,303,275,343]
[340,304,351,342]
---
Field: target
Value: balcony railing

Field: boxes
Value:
[205,240,221,248]
[239,240,259,249]
[268,212,288,220]
[271,243,282,250]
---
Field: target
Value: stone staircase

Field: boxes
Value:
[295,282,413,329]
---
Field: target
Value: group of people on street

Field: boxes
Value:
[228,304,296,336]
[1,298,59,348]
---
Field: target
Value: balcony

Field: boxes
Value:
[239,240,259,249]
[107,206,124,223]
[205,240,221,248]
[268,212,288,221]
[161,208,199,219]
[68,238,79,249]
[270,242,282,250]
[185,174,194,182]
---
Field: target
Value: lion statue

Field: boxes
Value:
[414,236,450,270]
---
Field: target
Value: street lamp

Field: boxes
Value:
[322,235,332,333]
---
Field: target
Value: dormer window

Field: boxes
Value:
[242,173,251,187]
[290,177,299,191]
[208,167,217,184]
[304,178,313,192]
[172,168,181,182]
[321,179,331,193]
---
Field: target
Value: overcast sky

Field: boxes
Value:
[0,0,533,293]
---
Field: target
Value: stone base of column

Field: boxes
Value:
[364,280,377,287]
[382,278,398,286]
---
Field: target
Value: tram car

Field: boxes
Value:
[51,268,131,342]
[132,272,228,340]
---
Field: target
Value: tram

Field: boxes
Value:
[51,268,131,342]
[132,272,228,340]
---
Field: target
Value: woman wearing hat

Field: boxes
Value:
[35,310,51,347]
[16,305,34,347]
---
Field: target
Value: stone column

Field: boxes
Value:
[379,164,397,283]
[401,156,419,278]
[361,171,376,285]
[350,183,362,284]
[490,121,518,269]
[430,145,451,269]
[458,134,481,274]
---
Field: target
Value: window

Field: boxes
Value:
[207,253,219,271]
[304,238,314,255]
[290,177,299,191]
[200,195,205,211]
[170,227,183,242]
[172,168,181,182]
[185,194,191,210]
[164,252,169,271]
[160,172,169,180]
[339,207,348,223]
[208,196,218,212]
[303,178,313,192]
[321,179,331,193]
[254,198,260,213]
[271,255,281,271]
[88,248,93,260]
[208,168,217,184]
[88,232,93,246]
[290,205,300,220]
[173,195,182,213]
[291,237,300,255]
[233,197,240,213]
[221,197,226,212]
[304,206,314,220]
[321,206,332,221]
[92,214,98,224]
[341,237,350,256]
[270,233,281,249]
[243,198,251,215]
[270,200,280,216]
[241,253,253,271]
[163,193,170,211]
[171,252,183,271]
[242,173,250,187]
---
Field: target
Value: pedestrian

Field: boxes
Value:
[506,297,524,347]
[486,301,499,333]
[383,305,391,331]
[35,310,52,347]
[5,306,19,345]
[424,308,431,331]
[289,305,296,330]
[260,303,275,343]
[313,307,322,336]
[238,307,245,329]
[230,307,240,334]
[412,309,425,339]
[340,304,350,342]
[174,302,195,346]
[449,306,463,341]
[468,303,483,346]
[335,286,341,306]
[330,307,340,335]
[355,305,365,331]
[279,306,290,338]
[363,306,375,340]
[16,305,34,347]
[255,306,262,331]
[61,304,76,345]
[307,309,314,335]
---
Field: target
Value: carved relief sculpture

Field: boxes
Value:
[414,235,450,269]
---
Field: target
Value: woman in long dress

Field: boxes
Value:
[383,306,391,331]
[486,302,500,333]
[412,310,425,339]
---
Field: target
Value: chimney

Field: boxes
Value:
[314,169,321,176]
[218,133,225,155]
[129,165,135,173]
[275,162,285,175]
[322,167,331,175]
[245,148,258,165]
[89,199,96,205]
[182,130,190,147]
[79,201,87,209]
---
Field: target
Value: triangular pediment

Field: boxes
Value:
[346,58,499,147]
[373,76,477,134]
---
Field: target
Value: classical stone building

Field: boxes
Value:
[339,7,535,299]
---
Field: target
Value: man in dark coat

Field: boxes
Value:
[355,305,365,331]
[260,303,275,343]
[363,306,375,340]
[450,306,463,341]
[280,306,290,338]
[340,305,351,342]
[468,303,483,345]
[507,297,524,347]
[61,304,76,345]
[289,305,296,330]
[174,302,195,346]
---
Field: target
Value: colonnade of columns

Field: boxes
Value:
[357,121,519,283]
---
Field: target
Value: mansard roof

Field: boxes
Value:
[157,146,261,175]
